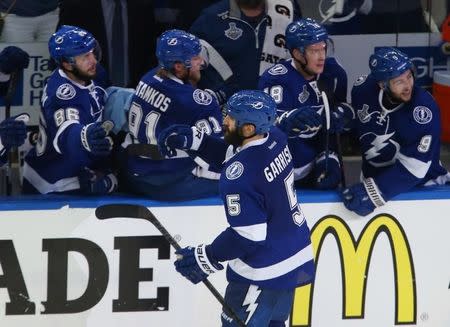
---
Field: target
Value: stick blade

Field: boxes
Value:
[95,204,150,220]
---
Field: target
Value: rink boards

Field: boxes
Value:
[0,188,449,327]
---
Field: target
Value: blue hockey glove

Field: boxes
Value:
[174,244,223,284]
[78,168,118,195]
[157,124,204,158]
[313,152,341,190]
[80,121,114,156]
[340,178,386,216]
[0,46,30,74]
[329,103,355,133]
[204,88,227,106]
[0,113,29,150]
[277,106,322,136]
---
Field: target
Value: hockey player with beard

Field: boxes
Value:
[341,47,450,216]
[258,17,354,189]
[23,25,117,195]
[158,90,315,326]
[118,29,223,201]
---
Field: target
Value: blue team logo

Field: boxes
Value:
[251,101,264,109]
[168,38,177,45]
[193,89,212,105]
[224,23,243,40]
[354,75,367,86]
[56,83,76,100]
[268,64,288,75]
[226,161,244,180]
[413,106,432,124]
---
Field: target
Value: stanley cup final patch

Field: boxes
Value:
[224,22,243,40]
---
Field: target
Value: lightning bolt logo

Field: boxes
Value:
[243,285,261,324]
[365,132,395,160]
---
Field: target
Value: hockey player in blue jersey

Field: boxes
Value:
[22,25,117,195]
[118,29,223,201]
[0,46,30,166]
[258,18,354,190]
[341,47,450,216]
[158,90,315,326]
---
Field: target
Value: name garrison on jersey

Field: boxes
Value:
[264,145,293,182]
[135,81,171,111]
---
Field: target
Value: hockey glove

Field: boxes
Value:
[277,106,322,136]
[174,244,223,284]
[0,46,30,74]
[340,178,386,216]
[204,88,227,106]
[313,152,341,190]
[157,124,204,158]
[78,168,118,195]
[0,113,29,150]
[329,103,355,133]
[80,121,114,156]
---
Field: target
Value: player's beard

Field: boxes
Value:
[223,126,246,147]
[236,0,264,9]
[71,65,96,84]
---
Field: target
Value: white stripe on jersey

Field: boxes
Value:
[22,162,80,194]
[228,244,313,281]
[53,120,79,154]
[397,152,431,179]
[233,223,267,242]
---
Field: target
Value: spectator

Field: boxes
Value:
[0,46,30,166]
[190,0,298,105]
[58,0,158,88]
[22,25,117,195]
[118,29,223,201]
[0,0,59,42]
[341,47,450,216]
[259,18,353,189]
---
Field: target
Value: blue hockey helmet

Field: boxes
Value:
[226,90,277,134]
[285,18,328,52]
[369,47,414,82]
[156,29,202,69]
[49,25,99,65]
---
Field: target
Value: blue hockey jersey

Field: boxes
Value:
[122,69,223,179]
[23,69,108,194]
[258,57,347,180]
[351,75,450,200]
[208,127,315,289]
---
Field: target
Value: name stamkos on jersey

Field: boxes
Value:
[135,81,172,111]
[268,64,288,75]
[193,89,213,106]
[226,161,244,180]
[413,106,432,124]
[264,145,292,182]
[56,83,76,100]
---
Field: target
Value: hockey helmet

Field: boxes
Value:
[369,47,414,82]
[49,25,99,65]
[226,90,277,134]
[156,29,203,69]
[285,18,328,52]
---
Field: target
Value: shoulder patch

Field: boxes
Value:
[193,89,213,106]
[268,64,288,76]
[413,106,432,124]
[56,83,76,100]
[225,161,244,180]
[353,75,368,86]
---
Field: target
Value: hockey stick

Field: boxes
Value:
[95,204,246,327]
[4,71,21,195]
[318,91,331,182]
[126,143,164,160]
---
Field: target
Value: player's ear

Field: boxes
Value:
[242,123,256,137]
